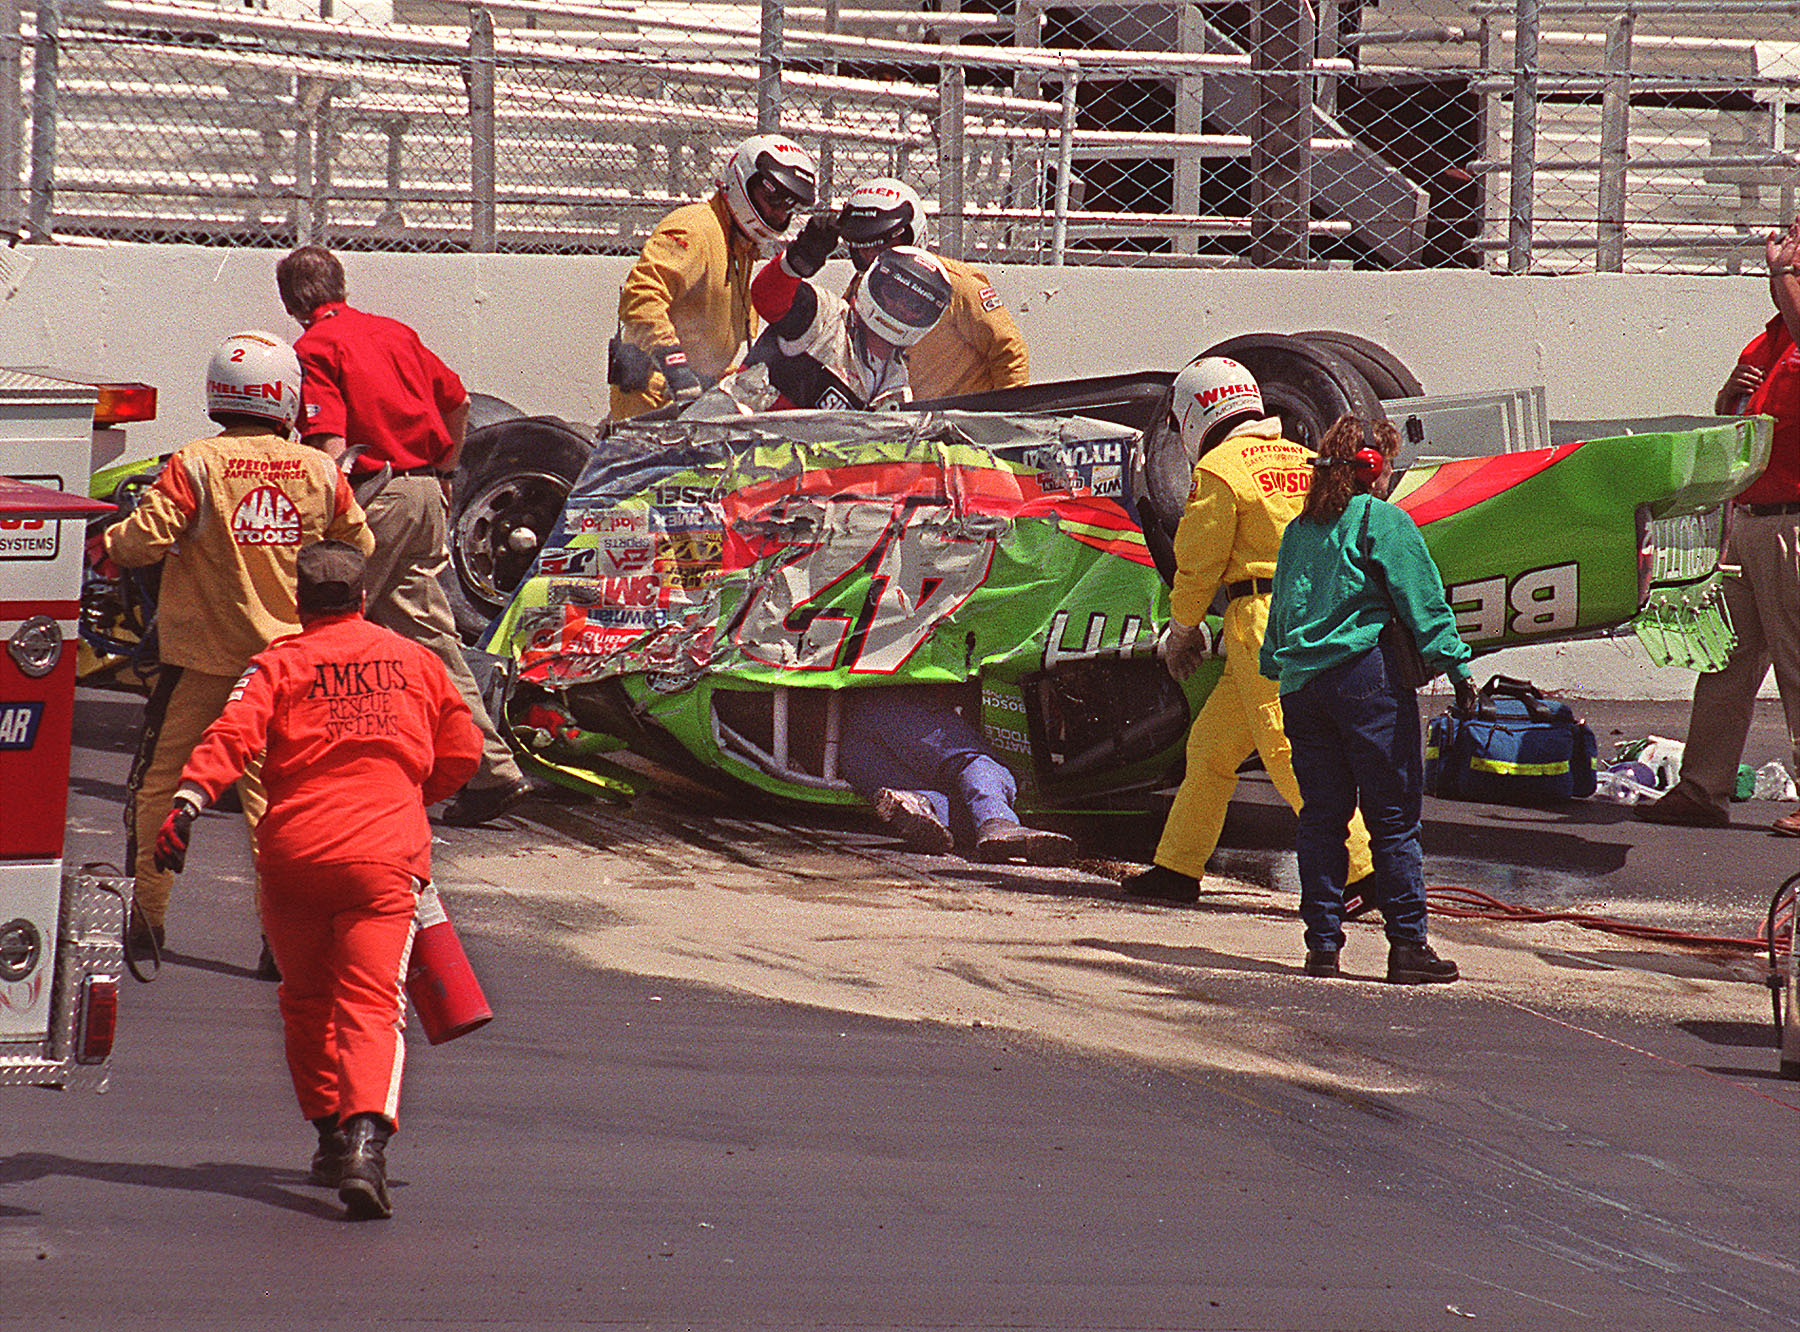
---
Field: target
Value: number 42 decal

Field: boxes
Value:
[734,497,998,674]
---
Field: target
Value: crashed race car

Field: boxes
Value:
[451,332,1767,814]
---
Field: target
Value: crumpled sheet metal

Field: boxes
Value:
[490,408,1164,695]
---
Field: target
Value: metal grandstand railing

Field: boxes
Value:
[0,0,1797,271]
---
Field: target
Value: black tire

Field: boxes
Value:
[1295,330,1424,400]
[443,418,592,642]
[1197,332,1386,452]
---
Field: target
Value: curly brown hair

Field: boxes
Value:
[1298,415,1400,525]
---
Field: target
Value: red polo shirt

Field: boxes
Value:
[294,301,467,475]
[1736,314,1800,506]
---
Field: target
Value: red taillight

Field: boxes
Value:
[76,977,118,1064]
[93,383,157,427]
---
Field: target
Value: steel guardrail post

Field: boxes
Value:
[469,5,497,253]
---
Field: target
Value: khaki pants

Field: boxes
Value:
[1672,510,1800,806]
[360,475,522,790]
[129,668,265,929]
[1154,595,1373,884]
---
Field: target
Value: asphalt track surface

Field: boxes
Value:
[6,690,1800,1331]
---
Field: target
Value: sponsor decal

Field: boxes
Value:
[1254,466,1311,498]
[0,701,44,750]
[223,457,309,478]
[651,483,718,509]
[816,386,855,412]
[988,727,1031,756]
[571,506,652,536]
[1042,610,1162,670]
[1449,562,1579,642]
[0,474,60,560]
[538,546,598,578]
[978,285,1003,312]
[231,484,303,546]
[602,535,655,573]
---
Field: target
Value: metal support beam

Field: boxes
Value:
[1595,11,1633,272]
[470,6,497,253]
[1250,0,1312,267]
[0,0,22,239]
[1507,0,1540,274]
[757,0,783,132]
[27,0,58,241]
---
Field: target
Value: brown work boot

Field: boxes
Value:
[1635,785,1729,828]
[873,788,954,855]
[1773,808,1800,837]
[337,1113,395,1220]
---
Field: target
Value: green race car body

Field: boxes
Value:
[480,379,1767,813]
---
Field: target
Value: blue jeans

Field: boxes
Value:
[1280,646,1429,953]
[839,686,1019,842]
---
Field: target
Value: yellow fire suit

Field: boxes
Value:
[905,256,1030,401]
[102,424,373,929]
[1154,417,1374,882]
[610,193,761,421]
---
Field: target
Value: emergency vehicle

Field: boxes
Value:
[0,369,153,1091]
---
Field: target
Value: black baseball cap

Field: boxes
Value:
[297,539,365,613]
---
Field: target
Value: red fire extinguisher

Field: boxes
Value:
[406,883,492,1045]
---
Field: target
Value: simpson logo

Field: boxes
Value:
[1255,467,1311,498]
[232,484,303,546]
[603,536,655,572]
[817,386,854,411]
[0,702,44,750]
[978,285,1003,312]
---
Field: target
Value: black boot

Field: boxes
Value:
[337,1112,395,1220]
[1387,940,1460,985]
[308,1115,349,1188]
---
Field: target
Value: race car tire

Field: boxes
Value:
[444,417,593,643]
[1295,330,1424,401]
[1196,332,1387,452]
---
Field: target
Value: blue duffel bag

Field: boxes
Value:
[1425,675,1599,805]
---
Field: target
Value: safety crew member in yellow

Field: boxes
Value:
[834,177,1030,401]
[1125,357,1373,904]
[608,134,817,421]
[95,331,373,954]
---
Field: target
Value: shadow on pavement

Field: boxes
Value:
[0,1153,343,1220]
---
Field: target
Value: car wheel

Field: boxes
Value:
[444,418,592,642]
[1295,330,1424,400]
[1196,332,1386,452]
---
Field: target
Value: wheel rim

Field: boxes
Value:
[452,469,573,612]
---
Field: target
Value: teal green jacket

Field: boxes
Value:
[1259,493,1473,695]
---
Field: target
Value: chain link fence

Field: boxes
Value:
[2,0,1798,272]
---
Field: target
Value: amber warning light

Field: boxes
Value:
[93,382,157,427]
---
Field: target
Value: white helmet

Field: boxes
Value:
[838,177,928,267]
[1169,356,1264,455]
[717,134,818,247]
[205,330,302,434]
[852,246,952,349]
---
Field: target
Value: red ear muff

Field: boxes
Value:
[1352,446,1385,483]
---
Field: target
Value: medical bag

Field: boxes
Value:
[1425,675,1598,805]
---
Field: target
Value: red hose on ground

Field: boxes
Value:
[1425,883,1785,955]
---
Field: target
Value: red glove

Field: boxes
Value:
[85,530,119,581]
[153,799,199,874]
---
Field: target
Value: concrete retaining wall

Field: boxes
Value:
[0,241,1776,700]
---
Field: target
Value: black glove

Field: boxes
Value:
[153,797,200,874]
[651,345,703,402]
[784,213,840,278]
[1452,676,1478,716]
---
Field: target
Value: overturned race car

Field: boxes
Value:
[466,333,1767,818]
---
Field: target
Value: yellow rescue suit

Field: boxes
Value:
[905,256,1030,400]
[610,193,760,421]
[1155,417,1374,882]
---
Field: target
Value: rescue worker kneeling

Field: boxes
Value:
[155,541,482,1221]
